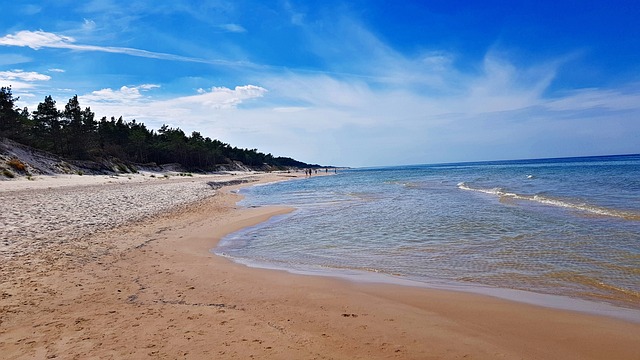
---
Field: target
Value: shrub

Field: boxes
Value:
[7,158,26,172]
[2,169,15,178]
[115,163,130,173]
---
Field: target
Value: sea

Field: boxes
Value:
[215,155,640,317]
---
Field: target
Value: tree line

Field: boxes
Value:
[0,86,316,170]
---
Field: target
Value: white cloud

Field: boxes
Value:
[48,68,65,73]
[80,84,160,103]
[0,30,74,50]
[170,85,267,109]
[139,84,160,90]
[84,87,143,103]
[0,70,51,82]
[0,30,235,65]
[79,84,267,128]
[0,70,51,90]
[83,19,97,31]
[219,24,246,33]
[0,70,51,93]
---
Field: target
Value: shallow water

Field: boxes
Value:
[216,155,640,311]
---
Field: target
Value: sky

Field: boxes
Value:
[1,1,639,167]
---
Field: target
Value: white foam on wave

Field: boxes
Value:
[457,182,640,220]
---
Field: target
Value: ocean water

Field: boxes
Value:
[215,155,640,311]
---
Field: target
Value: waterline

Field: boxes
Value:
[216,155,640,314]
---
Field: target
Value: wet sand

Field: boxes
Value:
[1,172,639,359]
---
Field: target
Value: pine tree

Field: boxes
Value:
[0,86,25,141]
[32,95,62,153]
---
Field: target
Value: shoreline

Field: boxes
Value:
[216,210,640,323]
[215,240,640,324]
[1,173,639,359]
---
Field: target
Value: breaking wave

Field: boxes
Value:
[457,182,640,221]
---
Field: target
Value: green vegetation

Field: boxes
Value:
[115,163,129,173]
[0,86,317,171]
[2,169,14,178]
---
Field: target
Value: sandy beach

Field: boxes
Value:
[1,172,639,359]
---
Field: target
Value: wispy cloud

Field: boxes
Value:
[82,19,97,31]
[218,24,247,33]
[0,53,32,66]
[545,85,640,112]
[21,4,42,15]
[0,30,249,67]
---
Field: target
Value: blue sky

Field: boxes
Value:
[1,1,639,167]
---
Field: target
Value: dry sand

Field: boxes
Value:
[1,172,639,359]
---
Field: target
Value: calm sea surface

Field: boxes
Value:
[215,155,640,311]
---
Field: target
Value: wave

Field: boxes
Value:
[457,182,640,221]
[545,271,640,300]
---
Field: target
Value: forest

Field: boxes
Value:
[0,86,317,171]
